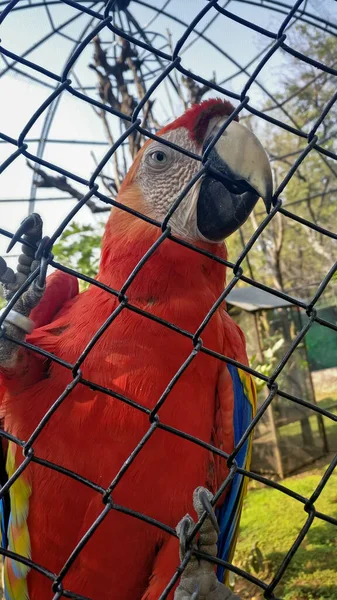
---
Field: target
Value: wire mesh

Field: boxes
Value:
[0,0,337,599]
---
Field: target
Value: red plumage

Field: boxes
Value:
[161,97,238,144]
[0,99,250,600]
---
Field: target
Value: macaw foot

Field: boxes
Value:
[174,487,241,600]
[0,213,48,369]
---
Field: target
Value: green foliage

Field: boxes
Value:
[227,24,337,301]
[250,338,284,393]
[234,467,337,599]
[53,221,104,289]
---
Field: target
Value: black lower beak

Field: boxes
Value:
[197,175,259,242]
[196,131,272,242]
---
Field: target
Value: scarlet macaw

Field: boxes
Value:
[0,98,272,600]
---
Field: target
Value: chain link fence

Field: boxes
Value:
[0,1,336,599]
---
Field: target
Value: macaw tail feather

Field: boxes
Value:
[216,365,256,583]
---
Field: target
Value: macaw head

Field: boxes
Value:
[113,98,272,245]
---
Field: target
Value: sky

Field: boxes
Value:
[0,0,336,268]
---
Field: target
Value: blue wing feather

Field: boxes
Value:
[215,364,254,581]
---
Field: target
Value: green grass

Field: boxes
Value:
[234,467,337,599]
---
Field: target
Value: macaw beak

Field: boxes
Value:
[197,119,273,241]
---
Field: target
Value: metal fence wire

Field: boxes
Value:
[0,0,337,599]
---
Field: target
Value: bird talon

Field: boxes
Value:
[36,236,52,288]
[6,213,43,254]
[178,515,194,557]
[197,489,220,535]
[0,213,46,369]
[38,257,49,289]
[2,213,45,299]
[35,235,51,261]
[175,488,240,600]
[191,583,200,600]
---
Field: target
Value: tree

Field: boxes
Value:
[227,24,337,300]
[52,221,104,290]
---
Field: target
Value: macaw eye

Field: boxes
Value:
[154,151,166,162]
[148,150,168,168]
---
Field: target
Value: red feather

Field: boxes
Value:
[161,98,238,144]
[0,100,251,600]
[2,226,246,600]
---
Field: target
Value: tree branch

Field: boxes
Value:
[26,162,111,214]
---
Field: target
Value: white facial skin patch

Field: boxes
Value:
[137,128,204,242]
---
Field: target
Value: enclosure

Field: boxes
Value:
[227,287,332,479]
[0,1,337,599]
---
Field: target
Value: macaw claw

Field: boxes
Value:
[6,213,43,254]
[0,213,47,369]
[178,515,194,557]
[1,213,46,299]
[199,489,220,535]
[191,584,200,600]
[174,487,241,600]
[35,236,52,288]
